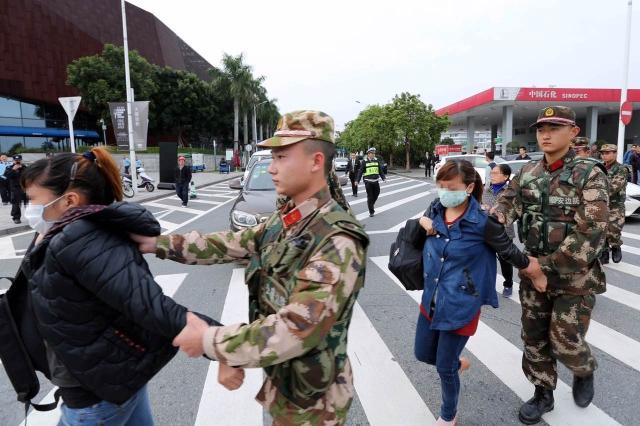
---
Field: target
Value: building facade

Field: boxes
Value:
[0,0,213,152]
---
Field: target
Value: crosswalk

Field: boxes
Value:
[1,174,639,425]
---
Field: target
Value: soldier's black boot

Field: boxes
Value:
[572,374,594,408]
[518,386,554,424]
[599,248,609,265]
[611,246,622,263]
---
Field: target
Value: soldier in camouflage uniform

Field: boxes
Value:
[133,110,368,426]
[572,136,590,158]
[599,144,628,264]
[493,106,609,424]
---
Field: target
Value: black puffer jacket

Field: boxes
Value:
[22,202,202,404]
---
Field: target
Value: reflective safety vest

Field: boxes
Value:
[362,159,381,180]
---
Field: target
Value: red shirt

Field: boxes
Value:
[419,200,481,336]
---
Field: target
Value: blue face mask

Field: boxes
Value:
[437,188,469,208]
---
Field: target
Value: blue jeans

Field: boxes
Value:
[415,314,469,421]
[58,386,154,426]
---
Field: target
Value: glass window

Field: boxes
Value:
[24,136,48,150]
[473,157,489,168]
[20,102,44,120]
[0,136,24,153]
[0,97,22,118]
[0,117,22,126]
[21,118,46,128]
[46,119,67,128]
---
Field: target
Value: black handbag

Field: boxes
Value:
[388,218,427,291]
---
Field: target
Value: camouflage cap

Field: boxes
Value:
[530,106,576,127]
[600,143,618,152]
[573,136,590,148]
[258,110,334,147]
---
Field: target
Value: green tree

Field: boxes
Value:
[66,44,157,123]
[441,137,455,145]
[151,67,219,147]
[387,93,449,170]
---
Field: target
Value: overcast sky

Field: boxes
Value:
[129,0,639,130]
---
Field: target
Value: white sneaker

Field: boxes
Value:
[435,416,457,425]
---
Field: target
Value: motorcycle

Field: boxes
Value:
[124,167,155,192]
[122,175,134,198]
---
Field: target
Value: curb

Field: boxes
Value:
[0,174,239,238]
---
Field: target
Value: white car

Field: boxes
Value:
[334,158,349,172]
[242,149,272,184]
[626,182,640,217]
[434,154,506,184]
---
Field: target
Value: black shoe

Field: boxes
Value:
[599,249,609,265]
[369,212,374,217]
[572,374,594,408]
[518,386,554,424]
[611,246,622,263]
[13,218,20,224]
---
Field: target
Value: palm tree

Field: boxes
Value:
[215,53,253,155]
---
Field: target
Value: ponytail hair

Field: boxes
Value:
[435,159,483,203]
[21,147,123,205]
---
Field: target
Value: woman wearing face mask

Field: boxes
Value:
[415,160,538,425]
[18,148,218,426]
[482,163,516,298]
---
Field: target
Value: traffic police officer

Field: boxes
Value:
[357,147,386,217]
[133,110,369,425]
[493,106,609,424]
[599,143,628,264]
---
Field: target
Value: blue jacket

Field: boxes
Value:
[421,197,502,331]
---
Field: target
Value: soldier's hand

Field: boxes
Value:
[419,216,437,236]
[129,233,157,254]
[173,312,209,357]
[523,256,547,293]
[218,363,245,390]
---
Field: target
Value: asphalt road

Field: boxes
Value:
[0,176,639,426]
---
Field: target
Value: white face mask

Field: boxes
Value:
[24,195,64,235]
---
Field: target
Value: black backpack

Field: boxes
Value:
[0,239,61,416]
[388,218,427,291]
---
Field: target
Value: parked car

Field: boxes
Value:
[229,159,277,231]
[334,157,349,172]
[434,154,505,184]
[241,149,272,185]
[626,182,640,218]
[502,160,529,180]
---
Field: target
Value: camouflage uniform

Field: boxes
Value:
[599,144,628,249]
[494,106,609,391]
[156,111,369,426]
[571,137,590,158]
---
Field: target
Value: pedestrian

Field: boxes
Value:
[623,144,635,165]
[416,159,534,426]
[357,147,386,217]
[15,147,217,426]
[425,151,434,178]
[518,146,532,160]
[492,106,609,424]
[346,151,360,196]
[0,153,11,205]
[485,151,497,169]
[589,143,601,160]
[175,155,192,207]
[572,137,590,159]
[4,154,28,224]
[482,163,516,297]
[599,144,628,264]
[631,145,640,184]
[131,110,369,426]
[123,156,131,175]
[433,152,439,175]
